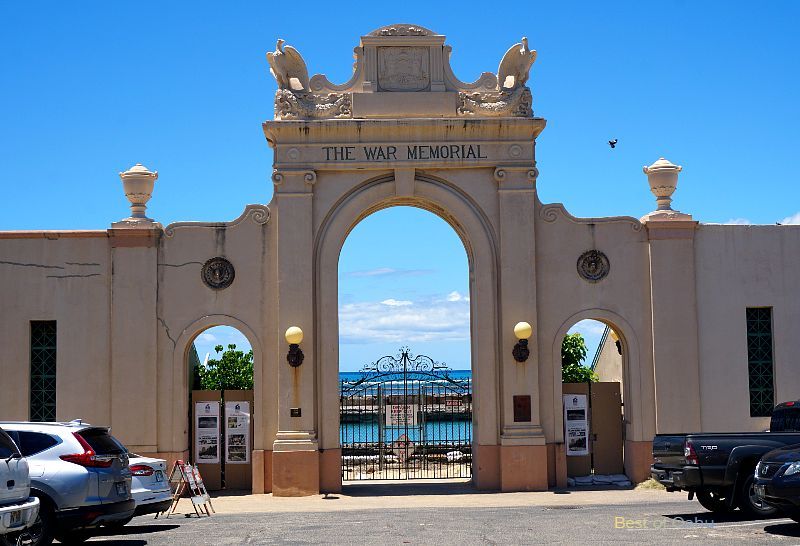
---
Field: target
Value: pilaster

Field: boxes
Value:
[494,165,547,491]
[645,215,702,433]
[272,168,320,496]
[108,226,160,452]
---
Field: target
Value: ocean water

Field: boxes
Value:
[339,369,473,446]
[341,420,472,446]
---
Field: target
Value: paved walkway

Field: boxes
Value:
[88,497,800,544]
[167,480,679,515]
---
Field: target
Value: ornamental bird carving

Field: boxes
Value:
[497,37,537,90]
[267,39,309,91]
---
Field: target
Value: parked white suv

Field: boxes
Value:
[0,421,133,545]
[0,427,40,545]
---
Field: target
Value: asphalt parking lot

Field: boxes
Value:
[67,497,800,545]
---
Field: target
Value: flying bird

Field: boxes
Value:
[608,139,618,149]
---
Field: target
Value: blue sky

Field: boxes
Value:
[2,2,798,370]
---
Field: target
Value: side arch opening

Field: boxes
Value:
[171,315,262,492]
[552,310,650,485]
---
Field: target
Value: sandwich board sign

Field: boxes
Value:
[161,461,215,518]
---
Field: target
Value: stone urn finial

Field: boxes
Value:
[119,163,158,222]
[643,157,682,211]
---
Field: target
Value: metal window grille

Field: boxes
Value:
[30,321,57,422]
[746,308,774,417]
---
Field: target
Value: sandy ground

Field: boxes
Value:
[163,480,680,516]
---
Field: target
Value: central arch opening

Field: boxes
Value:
[338,205,473,482]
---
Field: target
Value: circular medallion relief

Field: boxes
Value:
[577,250,610,283]
[202,257,235,290]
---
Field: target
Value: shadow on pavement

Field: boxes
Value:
[343,480,491,497]
[92,523,181,537]
[764,522,800,537]
[61,535,147,546]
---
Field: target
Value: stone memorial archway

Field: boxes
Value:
[264,24,549,495]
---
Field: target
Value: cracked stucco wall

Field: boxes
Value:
[0,236,111,424]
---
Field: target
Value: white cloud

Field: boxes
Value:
[446,291,462,301]
[780,212,800,225]
[344,267,435,278]
[197,332,217,342]
[381,299,413,307]
[340,294,470,344]
[725,218,752,225]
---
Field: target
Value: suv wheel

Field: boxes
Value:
[696,489,732,513]
[737,473,778,518]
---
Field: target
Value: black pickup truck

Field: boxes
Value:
[651,401,800,517]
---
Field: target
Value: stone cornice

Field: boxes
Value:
[163,204,270,238]
[0,230,108,239]
[266,119,544,172]
[538,201,645,233]
[263,117,546,147]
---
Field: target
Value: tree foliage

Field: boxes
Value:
[561,332,598,383]
[198,344,254,390]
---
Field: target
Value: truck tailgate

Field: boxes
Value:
[652,435,686,466]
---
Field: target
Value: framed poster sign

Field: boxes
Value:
[563,394,589,457]
[195,401,220,464]
[225,401,251,464]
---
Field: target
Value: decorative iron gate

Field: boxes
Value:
[340,347,472,480]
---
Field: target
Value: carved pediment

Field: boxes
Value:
[267,24,537,120]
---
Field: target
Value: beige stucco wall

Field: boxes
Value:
[0,234,111,424]
[694,224,800,432]
[156,205,277,455]
[0,209,280,459]
[2,181,799,490]
[533,205,656,446]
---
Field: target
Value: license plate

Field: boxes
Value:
[155,470,164,482]
[116,482,127,496]
[755,484,766,498]
[9,509,22,528]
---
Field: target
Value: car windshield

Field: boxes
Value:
[771,408,800,432]
[79,428,126,455]
[0,429,20,459]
